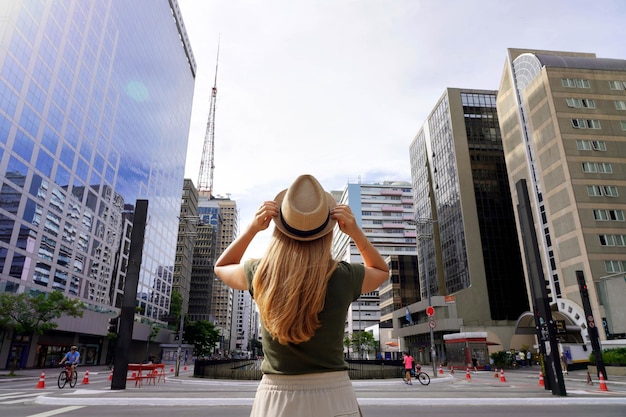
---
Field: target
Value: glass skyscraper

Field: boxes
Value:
[402,88,528,360]
[0,0,195,367]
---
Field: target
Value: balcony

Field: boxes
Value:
[381,205,404,212]
[380,189,403,196]
[382,222,404,229]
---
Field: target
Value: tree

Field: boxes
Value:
[0,291,84,335]
[0,291,84,375]
[164,290,183,327]
[247,338,263,358]
[183,320,221,358]
[345,331,378,359]
[169,290,183,318]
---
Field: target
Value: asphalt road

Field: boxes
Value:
[1,367,625,417]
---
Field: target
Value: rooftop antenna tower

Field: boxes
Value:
[197,39,220,198]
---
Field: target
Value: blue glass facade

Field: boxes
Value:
[0,0,195,323]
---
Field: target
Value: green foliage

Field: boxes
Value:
[184,320,221,358]
[248,338,263,357]
[0,291,84,335]
[490,351,509,368]
[589,347,626,366]
[345,331,378,358]
[169,291,182,321]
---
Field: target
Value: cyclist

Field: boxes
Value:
[403,351,414,385]
[59,345,80,376]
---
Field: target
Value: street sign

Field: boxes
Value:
[428,319,436,329]
[426,306,435,316]
[587,316,595,328]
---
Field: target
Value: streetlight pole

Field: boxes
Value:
[416,218,437,377]
[175,310,184,377]
[175,215,199,377]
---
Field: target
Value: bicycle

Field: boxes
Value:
[410,368,431,385]
[58,363,78,388]
[403,367,431,385]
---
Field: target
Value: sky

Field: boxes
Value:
[177,0,626,258]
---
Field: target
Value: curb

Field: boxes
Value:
[34,395,626,407]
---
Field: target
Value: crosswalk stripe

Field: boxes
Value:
[0,391,26,397]
[26,406,85,417]
[0,392,44,404]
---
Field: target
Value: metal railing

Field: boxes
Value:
[193,359,405,380]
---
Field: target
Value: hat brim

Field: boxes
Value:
[273,189,337,241]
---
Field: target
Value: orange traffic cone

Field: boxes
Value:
[465,368,471,380]
[599,372,609,391]
[494,368,500,378]
[36,371,45,389]
[108,369,113,381]
[500,369,507,382]
[438,364,443,374]
[538,371,544,387]
[170,366,174,373]
[183,365,187,371]
[450,365,454,374]
[82,369,90,384]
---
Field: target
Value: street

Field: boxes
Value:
[1,367,625,417]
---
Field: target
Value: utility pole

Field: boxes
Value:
[516,180,566,396]
[416,218,438,378]
[408,218,438,376]
[175,215,199,376]
[111,200,148,390]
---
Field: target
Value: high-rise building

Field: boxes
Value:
[332,180,416,347]
[496,49,626,345]
[188,220,216,322]
[379,254,419,325]
[189,195,238,353]
[172,179,199,322]
[0,0,195,368]
[231,288,253,356]
[403,88,528,363]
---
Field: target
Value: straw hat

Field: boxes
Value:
[273,174,337,241]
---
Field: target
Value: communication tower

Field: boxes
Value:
[197,42,220,198]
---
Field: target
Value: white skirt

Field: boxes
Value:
[250,370,361,417]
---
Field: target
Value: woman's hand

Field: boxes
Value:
[251,201,278,233]
[331,204,358,238]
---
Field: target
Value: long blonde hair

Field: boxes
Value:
[252,229,338,345]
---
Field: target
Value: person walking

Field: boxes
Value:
[214,174,389,417]
[403,352,414,385]
[560,351,569,375]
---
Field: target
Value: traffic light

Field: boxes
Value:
[107,317,119,334]
[576,274,590,300]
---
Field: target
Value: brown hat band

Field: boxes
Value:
[279,208,331,238]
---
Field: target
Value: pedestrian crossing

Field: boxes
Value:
[0,391,43,404]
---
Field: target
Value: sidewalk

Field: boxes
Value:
[0,365,113,381]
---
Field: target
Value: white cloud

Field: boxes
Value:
[178,0,626,257]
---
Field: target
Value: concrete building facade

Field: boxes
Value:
[496,49,626,351]
[331,180,416,355]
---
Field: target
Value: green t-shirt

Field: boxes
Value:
[244,260,365,375]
